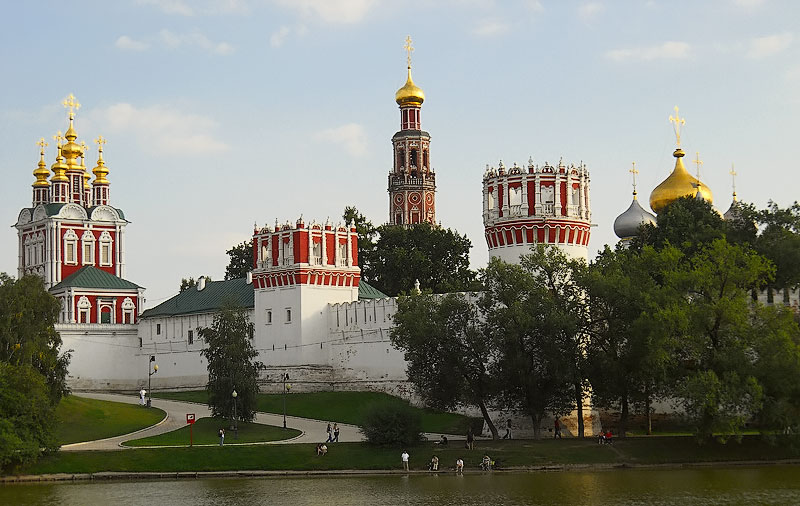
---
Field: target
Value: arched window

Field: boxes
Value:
[81,230,95,265]
[397,148,405,170]
[77,296,91,323]
[410,149,418,168]
[100,305,113,324]
[98,231,113,267]
[312,239,322,265]
[64,229,79,265]
[122,297,135,324]
[24,236,32,267]
[337,242,347,266]
[423,150,428,169]
[282,237,292,266]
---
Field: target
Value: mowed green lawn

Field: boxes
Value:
[123,417,301,447]
[154,390,481,435]
[56,395,166,445]
[23,435,800,475]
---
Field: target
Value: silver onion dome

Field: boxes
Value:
[613,197,656,239]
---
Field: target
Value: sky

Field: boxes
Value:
[1,0,798,308]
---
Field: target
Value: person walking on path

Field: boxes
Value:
[466,427,474,450]
[218,428,225,446]
[503,418,512,439]
[326,422,333,442]
[401,450,410,471]
[333,423,340,442]
[554,418,562,439]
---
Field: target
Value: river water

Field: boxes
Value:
[3,466,800,505]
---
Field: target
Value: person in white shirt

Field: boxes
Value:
[140,388,146,406]
[456,458,464,473]
[401,450,410,471]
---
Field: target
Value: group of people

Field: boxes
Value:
[598,430,613,444]
[402,451,494,473]
[325,422,340,443]
[315,443,328,455]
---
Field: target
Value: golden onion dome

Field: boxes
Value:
[50,148,69,183]
[92,138,110,185]
[649,148,713,214]
[395,67,425,107]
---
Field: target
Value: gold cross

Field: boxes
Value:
[693,151,703,180]
[404,35,414,68]
[37,138,48,154]
[730,163,737,196]
[629,161,639,194]
[95,135,107,152]
[80,141,88,163]
[53,131,63,147]
[62,93,81,118]
[669,106,685,147]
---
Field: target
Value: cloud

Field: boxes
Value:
[315,123,367,157]
[115,35,149,51]
[93,103,229,155]
[732,0,766,7]
[526,0,544,13]
[159,29,234,55]
[578,1,604,20]
[270,26,292,47]
[137,0,194,15]
[272,0,377,24]
[746,32,792,58]
[473,19,509,37]
[605,41,691,62]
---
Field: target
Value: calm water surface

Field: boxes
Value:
[3,466,800,506]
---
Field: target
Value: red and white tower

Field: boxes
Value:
[15,95,143,324]
[483,158,592,263]
[388,37,435,226]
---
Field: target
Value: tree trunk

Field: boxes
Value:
[619,395,628,439]
[531,414,542,439]
[645,388,652,436]
[574,381,585,438]
[477,400,499,439]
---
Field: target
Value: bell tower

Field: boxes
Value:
[388,36,436,226]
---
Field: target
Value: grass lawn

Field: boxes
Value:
[153,390,481,435]
[123,417,301,447]
[56,395,166,445]
[21,435,799,475]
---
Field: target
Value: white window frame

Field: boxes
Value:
[121,297,135,324]
[77,295,91,323]
[81,230,95,265]
[265,309,273,325]
[285,307,292,323]
[98,231,113,267]
[64,229,78,265]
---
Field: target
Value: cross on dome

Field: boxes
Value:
[669,106,685,147]
[62,93,81,119]
[693,152,703,180]
[730,163,738,200]
[37,137,48,154]
[629,161,639,197]
[404,35,414,68]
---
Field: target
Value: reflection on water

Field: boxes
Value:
[3,466,800,506]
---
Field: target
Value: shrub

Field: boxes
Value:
[360,402,423,446]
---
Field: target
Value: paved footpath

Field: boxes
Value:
[61,392,365,451]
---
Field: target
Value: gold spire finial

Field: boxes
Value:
[95,135,107,152]
[693,151,703,180]
[669,105,685,147]
[80,141,88,165]
[93,135,109,185]
[404,35,414,68]
[37,137,48,155]
[629,161,639,198]
[53,131,63,148]
[33,138,51,187]
[730,163,737,201]
[62,93,81,120]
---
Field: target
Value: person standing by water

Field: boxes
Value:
[466,427,474,450]
[456,458,464,473]
[401,450,410,471]
[554,418,562,439]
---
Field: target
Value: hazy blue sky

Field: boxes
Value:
[1,0,797,307]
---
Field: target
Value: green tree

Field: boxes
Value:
[480,246,582,438]
[391,292,499,438]
[343,206,377,281]
[199,305,264,422]
[675,239,773,439]
[225,240,254,280]
[582,245,683,436]
[636,196,725,256]
[368,223,479,296]
[0,273,71,468]
[755,202,800,299]
[360,403,423,446]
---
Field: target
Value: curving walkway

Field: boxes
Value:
[61,392,364,451]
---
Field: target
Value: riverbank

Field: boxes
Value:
[6,436,799,479]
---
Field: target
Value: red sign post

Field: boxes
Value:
[186,413,196,447]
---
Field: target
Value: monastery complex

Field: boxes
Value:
[12,41,796,435]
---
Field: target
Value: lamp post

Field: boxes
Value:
[232,389,238,439]
[147,355,158,408]
[282,373,290,429]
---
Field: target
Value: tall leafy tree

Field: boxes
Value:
[636,196,725,256]
[582,245,683,436]
[199,305,264,422]
[480,246,582,438]
[225,240,254,280]
[0,273,70,468]
[368,223,479,296]
[391,291,499,438]
[343,206,377,281]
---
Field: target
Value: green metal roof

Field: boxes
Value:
[358,280,388,300]
[44,203,65,216]
[140,278,255,319]
[50,266,141,291]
